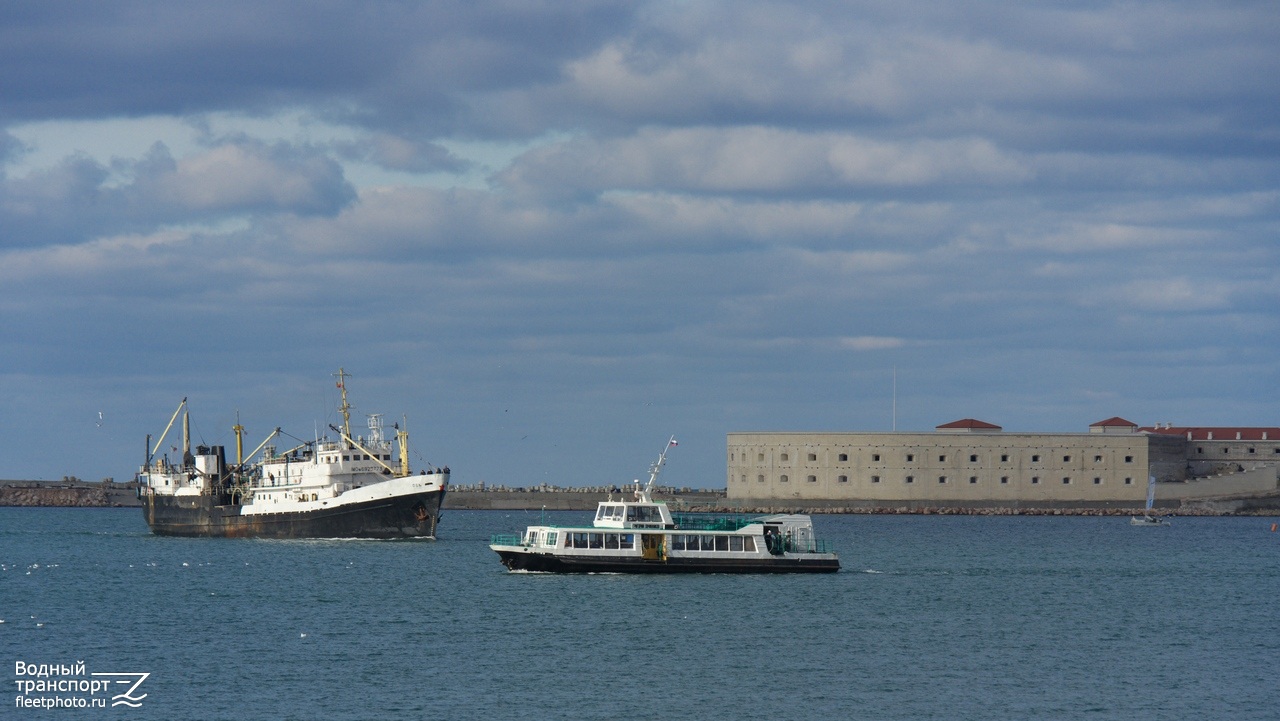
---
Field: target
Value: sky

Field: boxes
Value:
[2,1,1278,489]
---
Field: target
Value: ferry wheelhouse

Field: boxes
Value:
[490,438,839,573]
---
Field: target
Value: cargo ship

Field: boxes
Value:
[138,369,447,538]
[490,438,840,573]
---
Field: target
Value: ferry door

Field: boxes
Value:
[641,533,663,561]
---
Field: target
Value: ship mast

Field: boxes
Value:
[635,436,678,503]
[334,368,352,442]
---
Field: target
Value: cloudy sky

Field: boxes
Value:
[2,1,1278,488]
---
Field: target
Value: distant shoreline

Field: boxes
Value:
[4,481,1278,516]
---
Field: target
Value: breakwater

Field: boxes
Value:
[5,480,1277,515]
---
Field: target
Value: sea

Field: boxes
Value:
[2,507,1278,721]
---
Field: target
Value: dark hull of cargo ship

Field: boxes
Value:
[142,489,445,539]
[495,551,839,574]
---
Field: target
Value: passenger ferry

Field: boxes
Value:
[139,369,447,539]
[490,438,839,573]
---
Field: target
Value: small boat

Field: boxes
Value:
[138,369,448,539]
[1130,474,1170,526]
[490,437,840,573]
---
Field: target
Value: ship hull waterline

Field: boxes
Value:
[493,549,839,574]
[143,489,445,539]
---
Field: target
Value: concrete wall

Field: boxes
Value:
[727,431,1159,504]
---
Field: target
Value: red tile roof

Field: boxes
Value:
[936,418,1002,430]
[1090,417,1138,428]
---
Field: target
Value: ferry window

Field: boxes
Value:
[527,531,539,545]
[670,535,685,551]
[626,506,636,521]
[620,534,634,549]
[743,537,756,553]
[730,536,744,552]
[596,507,607,521]
[839,453,848,461]
[343,455,350,461]
[589,533,603,548]
[545,532,557,547]
[807,453,817,461]
[572,532,589,548]
[701,535,715,551]
[714,536,729,552]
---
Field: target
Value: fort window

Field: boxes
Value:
[780,475,789,483]
[1094,455,1103,462]
[1196,447,1203,454]
[1001,454,1009,462]
[807,475,817,483]
[1000,476,1009,484]
[808,453,817,461]
[1125,456,1133,463]
[871,475,880,483]
[1062,477,1071,484]
[872,454,880,461]
[1124,477,1133,485]
[1093,477,1102,485]
[969,454,978,462]
[838,475,849,483]
[757,475,764,483]
[905,476,914,484]
[1249,447,1255,454]
[781,453,789,461]
[1063,455,1071,462]
[1031,476,1040,484]
[1223,448,1229,454]
[758,453,764,461]
[906,454,915,462]
[1031,455,1040,462]
[969,476,978,484]
[939,454,946,462]
[839,453,848,461]
[938,476,947,484]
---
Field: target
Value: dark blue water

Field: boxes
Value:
[3,508,1278,720]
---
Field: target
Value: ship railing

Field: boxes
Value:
[775,538,835,554]
[671,513,761,532]
[491,533,525,546]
